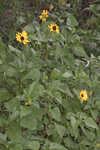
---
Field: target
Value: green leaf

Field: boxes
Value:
[49,143,68,150]
[17,16,25,24]
[67,15,78,27]
[20,106,32,119]
[11,144,23,150]
[32,106,45,121]
[50,107,61,121]
[25,141,40,150]
[0,37,6,60]
[72,44,88,58]
[21,104,44,121]
[71,116,77,129]
[24,24,34,33]
[28,82,37,95]
[70,116,78,138]
[7,121,21,143]
[95,101,100,110]
[8,45,21,56]
[0,115,8,127]
[62,71,73,78]
[50,69,61,79]
[64,137,77,148]
[85,117,98,129]
[20,114,37,130]
[55,123,66,138]
[5,99,20,112]
[0,88,12,102]
[0,133,7,141]
[6,66,17,77]
[55,43,64,59]
[81,126,95,141]
[27,82,44,98]
[22,69,40,81]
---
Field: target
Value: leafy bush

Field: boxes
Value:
[0,0,100,150]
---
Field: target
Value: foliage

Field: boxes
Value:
[0,0,100,150]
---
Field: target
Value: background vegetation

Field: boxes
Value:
[0,0,100,150]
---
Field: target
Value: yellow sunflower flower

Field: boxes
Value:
[42,10,48,18]
[39,15,42,20]
[48,24,59,33]
[39,15,46,22]
[16,30,30,44]
[80,90,88,102]
[39,10,48,22]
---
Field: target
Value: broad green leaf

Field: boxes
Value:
[0,88,12,102]
[24,141,40,150]
[20,114,37,130]
[54,91,62,104]
[6,66,17,77]
[71,116,77,129]
[24,24,34,33]
[55,123,66,138]
[7,121,21,143]
[11,144,23,150]
[85,117,98,129]
[64,137,77,148]
[5,99,20,112]
[5,99,20,121]
[29,82,38,95]
[62,71,73,78]
[0,37,6,60]
[17,16,25,24]
[22,69,40,81]
[27,82,44,98]
[71,34,81,43]
[50,69,61,79]
[55,44,64,58]
[0,133,7,141]
[67,15,78,27]
[0,59,2,64]
[8,45,21,56]
[28,82,37,95]
[72,44,88,58]
[95,100,100,110]
[0,115,8,127]
[70,116,78,138]
[81,126,95,141]
[50,107,61,121]
[20,106,32,119]
[32,106,45,121]
[49,143,68,150]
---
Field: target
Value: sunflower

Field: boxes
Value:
[42,10,48,18]
[39,10,48,22]
[48,24,59,33]
[80,90,88,102]
[16,31,30,44]
[39,15,46,22]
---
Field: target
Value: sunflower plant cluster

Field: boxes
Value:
[0,1,100,150]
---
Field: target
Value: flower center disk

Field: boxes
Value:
[81,94,84,97]
[53,26,56,30]
[21,36,24,41]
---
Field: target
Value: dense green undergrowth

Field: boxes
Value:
[0,0,100,150]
